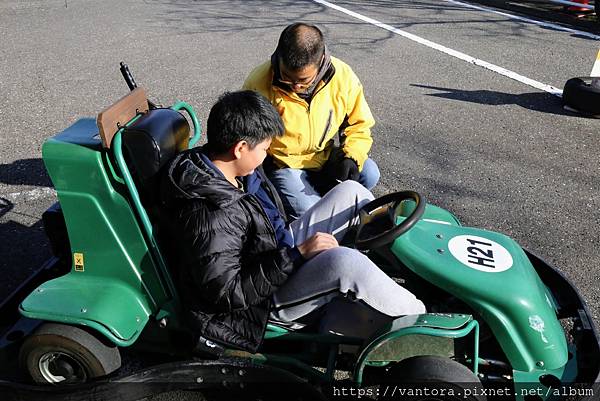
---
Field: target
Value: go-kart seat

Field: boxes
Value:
[120,108,190,211]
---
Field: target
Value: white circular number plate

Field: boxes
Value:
[448,235,513,272]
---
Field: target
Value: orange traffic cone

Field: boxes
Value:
[562,49,600,116]
[591,49,600,89]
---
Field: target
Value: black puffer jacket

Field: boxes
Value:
[160,147,297,352]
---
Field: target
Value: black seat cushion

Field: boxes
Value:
[121,108,190,207]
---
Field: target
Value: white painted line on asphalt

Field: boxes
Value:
[1,187,56,203]
[445,0,600,41]
[312,0,564,96]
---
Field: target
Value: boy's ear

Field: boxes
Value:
[232,140,247,160]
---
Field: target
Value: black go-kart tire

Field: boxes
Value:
[384,355,487,401]
[19,323,121,384]
[563,77,600,116]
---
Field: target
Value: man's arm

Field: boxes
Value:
[340,72,375,171]
[242,61,273,98]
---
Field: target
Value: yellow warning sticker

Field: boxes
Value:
[74,253,85,272]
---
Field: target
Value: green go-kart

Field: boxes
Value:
[0,65,598,401]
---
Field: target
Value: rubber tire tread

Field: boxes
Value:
[19,323,121,383]
[388,355,487,401]
[563,77,600,116]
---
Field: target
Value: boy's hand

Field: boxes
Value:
[297,232,338,259]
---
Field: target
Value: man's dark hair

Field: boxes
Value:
[276,23,325,70]
[206,90,284,155]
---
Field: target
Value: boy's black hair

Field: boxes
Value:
[206,90,284,155]
[276,23,324,70]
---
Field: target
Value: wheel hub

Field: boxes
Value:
[39,351,86,383]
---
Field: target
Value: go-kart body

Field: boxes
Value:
[394,205,570,376]
[0,86,598,401]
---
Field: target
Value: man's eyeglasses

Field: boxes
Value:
[278,70,319,90]
[278,54,324,90]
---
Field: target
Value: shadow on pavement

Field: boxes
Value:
[410,83,583,116]
[0,198,51,303]
[0,158,52,188]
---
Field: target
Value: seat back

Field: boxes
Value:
[121,108,190,208]
[111,107,193,321]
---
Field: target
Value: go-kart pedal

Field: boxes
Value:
[192,335,225,359]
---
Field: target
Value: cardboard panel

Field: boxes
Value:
[97,87,148,148]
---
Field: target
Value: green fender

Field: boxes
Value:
[391,216,569,373]
[354,313,478,385]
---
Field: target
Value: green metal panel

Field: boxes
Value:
[19,118,169,345]
[398,313,473,329]
[354,313,479,385]
[20,274,149,346]
[391,218,568,372]
[512,345,578,400]
[398,202,462,226]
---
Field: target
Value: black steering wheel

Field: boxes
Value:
[355,191,426,250]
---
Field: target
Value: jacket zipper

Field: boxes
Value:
[307,83,329,149]
[307,102,313,148]
[247,194,277,245]
[318,109,333,148]
[276,83,331,151]
[276,87,313,148]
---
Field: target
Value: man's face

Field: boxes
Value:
[278,60,320,94]
[235,137,272,176]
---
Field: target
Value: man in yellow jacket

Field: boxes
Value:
[243,22,379,218]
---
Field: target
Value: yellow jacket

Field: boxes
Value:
[243,57,374,171]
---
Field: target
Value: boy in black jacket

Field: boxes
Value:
[161,90,424,352]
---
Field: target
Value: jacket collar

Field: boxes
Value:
[163,146,247,208]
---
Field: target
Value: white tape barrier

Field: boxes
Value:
[445,0,600,40]
[312,0,563,96]
[547,0,594,10]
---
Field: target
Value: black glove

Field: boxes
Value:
[331,157,360,182]
[311,155,360,196]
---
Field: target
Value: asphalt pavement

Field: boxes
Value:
[0,0,599,399]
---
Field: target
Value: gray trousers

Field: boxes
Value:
[270,181,426,324]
